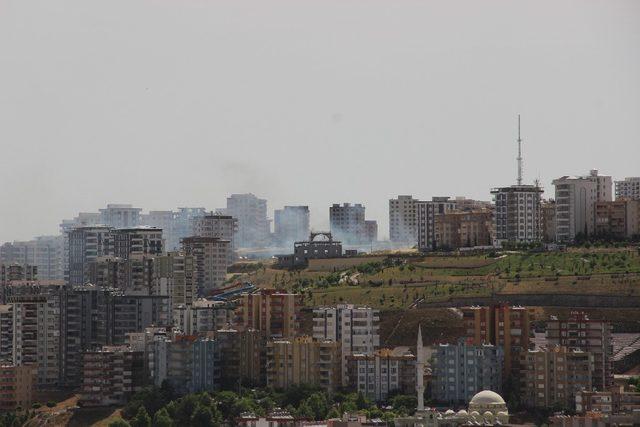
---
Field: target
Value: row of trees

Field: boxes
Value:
[108,383,419,427]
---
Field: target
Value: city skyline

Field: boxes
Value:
[1,0,639,242]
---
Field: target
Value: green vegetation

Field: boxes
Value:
[116,383,419,425]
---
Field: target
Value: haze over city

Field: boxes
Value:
[1,0,639,243]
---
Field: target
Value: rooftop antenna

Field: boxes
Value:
[516,114,523,185]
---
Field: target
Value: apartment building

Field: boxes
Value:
[434,210,493,249]
[346,347,416,402]
[273,206,310,246]
[181,236,231,295]
[79,345,146,407]
[237,289,301,339]
[266,336,340,392]
[461,305,531,376]
[432,340,503,404]
[216,328,262,387]
[615,177,640,200]
[417,197,457,251]
[99,204,142,228]
[87,255,154,295]
[111,227,163,260]
[553,170,612,242]
[153,252,196,311]
[576,387,640,414]
[389,195,418,244]
[546,312,613,390]
[0,236,63,281]
[312,304,380,386]
[0,364,36,411]
[192,214,239,257]
[0,264,37,285]
[66,225,113,286]
[541,200,557,243]
[364,220,378,243]
[173,299,234,334]
[151,335,220,394]
[10,293,61,388]
[0,305,12,362]
[594,200,640,238]
[491,185,543,244]
[330,203,367,245]
[520,346,593,410]
[225,194,270,248]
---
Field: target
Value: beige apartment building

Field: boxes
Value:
[237,289,301,338]
[615,177,640,200]
[181,236,231,296]
[541,200,557,242]
[434,210,493,249]
[266,335,340,392]
[520,346,593,410]
[576,387,640,415]
[0,364,36,411]
[389,195,418,244]
[594,199,640,238]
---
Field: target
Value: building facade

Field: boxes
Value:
[615,177,640,200]
[434,210,493,249]
[181,237,231,296]
[225,194,270,248]
[417,197,457,251]
[389,195,418,245]
[99,204,142,228]
[491,185,543,244]
[273,206,310,246]
[237,289,301,339]
[0,364,36,411]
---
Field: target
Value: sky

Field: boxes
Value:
[1,0,639,243]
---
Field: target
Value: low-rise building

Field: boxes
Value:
[0,364,36,411]
[434,210,493,249]
[576,387,640,414]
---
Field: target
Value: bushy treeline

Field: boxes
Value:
[108,382,418,426]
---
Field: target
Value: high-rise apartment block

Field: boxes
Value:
[99,204,142,228]
[615,177,640,200]
[216,328,262,387]
[181,237,231,295]
[266,336,340,392]
[0,364,36,411]
[225,194,270,248]
[389,195,418,244]
[0,236,63,281]
[346,348,416,402]
[541,200,557,243]
[520,346,593,410]
[553,170,612,242]
[237,289,301,339]
[192,214,238,251]
[432,340,503,404]
[66,225,113,286]
[111,226,163,260]
[546,312,613,390]
[273,206,310,245]
[594,200,640,238]
[434,210,493,249]
[417,197,457,251]
[491,185,543,244]
[312,304,380,386]
[461,305,531,375]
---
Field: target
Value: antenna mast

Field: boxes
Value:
[517,114,523,185]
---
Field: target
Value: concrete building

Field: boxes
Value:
[615,177,640,200]
[312,304,380,386]
[330,203,366,245]
[491,185,543,244]
[389,195,418,245]
[520,346,593,410]
[237,289,301,339]
[266,336,340,393]
[576,387,640,415]
[594,199,640,238]
[287,232,342,267]
[461,305,531,376]
[9,293,61,388]
[0,236,63,281]
[346,347,416,402]
[417,197,457,251]
[225,194,270,248]
[216,328,262,387]
[181,236,231,296]
[432,340,503,404]
[173,299,234,335]
[434,210,493,249]
[79,345,146,407]
[66,225,113,286]
[273,206,310,246]
[140,211,177,250]
[153,252,196,312]
[0,264,37,285]
[546,313,613,391]
[99,204,142,228]
[553,170,612,242]
[541,200,557,243]
[0,364,36,411]
[111,226,163,260]
[364,220,378,243]
[192,214,238,257]
[0,305,13,362]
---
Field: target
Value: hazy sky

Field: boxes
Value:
[1,0,639,243]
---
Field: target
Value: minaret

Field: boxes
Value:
[516,114,523,185]
[416,324,425,412]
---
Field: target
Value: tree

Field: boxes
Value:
[108,419,131,427]
[152,408,173,427]
[190,406,216,427]
[355,392,369,410]
[305,393,329,420]
[130,407,151,427]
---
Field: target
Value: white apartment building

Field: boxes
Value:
[615,177,640,201]
[181,237,231,296]
[225,194,270,249]
[491,185,543,244]
[99,204,142,228]
[553,170,611,242]
[141,211,178,250]
[312,304,380,386]
[389,195,418,245]
[173,299,234,334]
[111,226,164,260]
[417,197,457,250]
[274,206,310,245]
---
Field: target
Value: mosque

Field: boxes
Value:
[394,327,510,426]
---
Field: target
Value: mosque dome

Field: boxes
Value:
[469,390,506,406]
